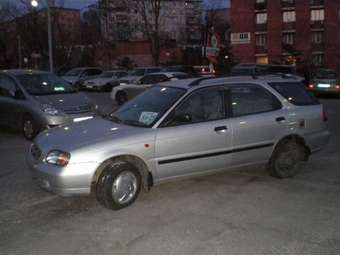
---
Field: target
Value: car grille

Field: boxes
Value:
[63,105,91,114]
[31,144,42,161]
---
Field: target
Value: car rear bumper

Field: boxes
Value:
[26,149,99,197]
[305,129,331,153]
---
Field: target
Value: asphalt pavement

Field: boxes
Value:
[0,92,340,255]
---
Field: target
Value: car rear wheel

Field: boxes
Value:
[268,141,307,178]
[96,161,141,210]
[22,115,39,140]
[116,91,127,106]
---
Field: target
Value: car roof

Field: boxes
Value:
[161,75,301,90]
[1,69,50,76]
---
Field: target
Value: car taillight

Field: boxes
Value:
[322,107,328,122]
[309,84,315,89]
[336,84,340,89]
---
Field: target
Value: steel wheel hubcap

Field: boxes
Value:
[112,171,138,204]
[23,120,34,138]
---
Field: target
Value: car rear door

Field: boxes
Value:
[154,86,232,181]
[228,84,288,167]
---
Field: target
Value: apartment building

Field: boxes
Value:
[230,0,340,69]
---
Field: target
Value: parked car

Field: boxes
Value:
[129,67,162,76]
[111,72,189,105]
[62,67,103,87]
[81,70,128,91]
[194,65,215,77]
[309,68,340,95]
[27,75,330,210]
[0,69,98,140]
[231,64,305,83]
[230,64,268,76]
[163,65,197,76]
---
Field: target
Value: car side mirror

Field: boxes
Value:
[171,113,192,125]
[13,90,25,100]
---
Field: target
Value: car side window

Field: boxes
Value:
[167,87,225,126]
[230,86,281,117]
[0,75,17,98]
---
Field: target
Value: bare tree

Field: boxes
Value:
[128,0,162,66]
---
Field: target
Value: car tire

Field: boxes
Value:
[116,91,127,106]
[96,161,141,210]
[22,114,40,140]
[268,141,307,178]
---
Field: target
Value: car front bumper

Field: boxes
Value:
[26,148,99,197]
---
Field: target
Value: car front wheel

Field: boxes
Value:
[22,115,40,140]
[96,161,141,210]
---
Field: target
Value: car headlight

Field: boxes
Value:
[45,150,70,166]
[42,104,61,116]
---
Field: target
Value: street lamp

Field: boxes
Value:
[31,0,54,73]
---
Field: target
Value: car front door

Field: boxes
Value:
[0,75,25,128]
[154,86,232,181]
[228,84,288,167]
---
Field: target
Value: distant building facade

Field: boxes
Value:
[99,0,202,44]
[230,0,340,70]
[0,7,81,70]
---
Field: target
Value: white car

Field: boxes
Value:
[82,70,128,91]
[111,72,189,105]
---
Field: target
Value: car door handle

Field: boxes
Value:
[214,126,228,132]
[276,117,286,122]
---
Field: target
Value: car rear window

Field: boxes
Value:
[269,82,319,106]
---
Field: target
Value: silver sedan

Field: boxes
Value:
[27,76,330,210]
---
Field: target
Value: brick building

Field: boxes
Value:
[230,0,340,70]
[0,7,81,70]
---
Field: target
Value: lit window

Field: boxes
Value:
[312,53,324,67]
[256,33,267,46]
[283,11,296,22]
[311,9,325,22]
[282,32,295,45]
[256,13,267,24]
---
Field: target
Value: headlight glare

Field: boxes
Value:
[45,150,70,166]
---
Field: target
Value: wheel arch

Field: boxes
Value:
[91,154,153,193]
[271,134,311,161]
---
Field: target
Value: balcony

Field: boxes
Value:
[281,0,295,8]
[255,1,267,11]
[310,0,324,7]
[310,20,324,29]
[256,23,267,32]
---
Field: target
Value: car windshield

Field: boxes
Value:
[109,86,186,127]
[17,73,77,95]
[100,71,115,78]
[315,70,338,79]
[131,69,145,76]
[64,68,82,76]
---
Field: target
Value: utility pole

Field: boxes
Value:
[17,35,22,68]
[47,0,54,73]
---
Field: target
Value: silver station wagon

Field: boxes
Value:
[27,76,330,210]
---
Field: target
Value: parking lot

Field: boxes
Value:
[1,92,340,255]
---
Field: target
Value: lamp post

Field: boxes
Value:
[31,0,54,73]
